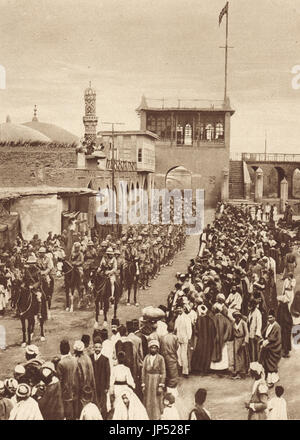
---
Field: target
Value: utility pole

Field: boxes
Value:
[101,121,125,221]
[264,130,267,160]
[219,2,234,101]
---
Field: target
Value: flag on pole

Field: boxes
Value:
[219,2,228,26]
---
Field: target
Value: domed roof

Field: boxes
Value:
[0,117,51,143]
[23,120,79,145]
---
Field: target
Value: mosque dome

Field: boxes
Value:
[22,105,79,145]
[23,121,79,144]
[0,116,51,143]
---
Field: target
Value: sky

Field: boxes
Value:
[0,0,300,153]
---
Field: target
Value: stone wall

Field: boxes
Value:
[154,143,230,208]
[0,145,77,187]
[11,194,63,240]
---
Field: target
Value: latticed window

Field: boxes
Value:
[147,115,156,133]
[138,148,142,162]
[215,122,224,139]
[184,123,192,145]
[165,117,171,139]
[176,124,183,145]
[205,123,214,140]
[157,117,166,139]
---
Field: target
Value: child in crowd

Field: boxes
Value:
[267,385,288,420]
[161,393,180,420]
[189,388,211,420]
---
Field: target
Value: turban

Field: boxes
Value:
[148,339,159,349]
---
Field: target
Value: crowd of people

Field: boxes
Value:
[0,201,299,420]
[164,202,298,419]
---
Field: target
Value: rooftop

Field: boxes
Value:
[136,96,235,115]
[0,186,97,201]
[98,130,159,139]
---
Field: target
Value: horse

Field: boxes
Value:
[69,265,84,311]
[92,268,121,327]
[123,258,140,305]
[16,283,48,346]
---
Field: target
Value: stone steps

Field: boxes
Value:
[229,160,244,198]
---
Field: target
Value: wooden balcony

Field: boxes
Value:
[106,159,137,172]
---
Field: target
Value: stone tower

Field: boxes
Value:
[83,81,98,145]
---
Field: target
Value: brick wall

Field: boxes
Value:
[0,145,77,187]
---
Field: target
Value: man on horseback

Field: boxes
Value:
[114,248,124,311]
[37,247,54,319]
[124,238,140,307]
[93,247,116,328]
[70,242,84,310]
[100,247,117,299]
[18,255,48,346]
[60,255,73,312]
[83,240,97,302]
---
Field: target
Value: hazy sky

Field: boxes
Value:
[0,0,300,153]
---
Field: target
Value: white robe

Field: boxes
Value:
[267,397,288,420]
[80,402,103,420]
[161,405,180,420]
[113,388,148,420]
[9,397,43,420]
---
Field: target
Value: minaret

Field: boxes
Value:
[83,81,98,146]
[32,104,38,122]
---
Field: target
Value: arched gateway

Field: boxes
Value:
[136,96,235,207]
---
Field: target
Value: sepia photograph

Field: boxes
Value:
[0,0,299,423]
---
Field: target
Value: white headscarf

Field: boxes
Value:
[112,388,149,420]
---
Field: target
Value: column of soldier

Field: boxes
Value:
[0,222,191,420]
[0,222,187,322]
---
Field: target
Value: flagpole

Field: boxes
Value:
[224,1,229,101]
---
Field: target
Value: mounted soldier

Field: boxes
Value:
[70,242,84,309]
[37,247,54,318]
[93,247,118,327]
[124,238,140,306]
[83,240,97,300]
[17,254,48,346]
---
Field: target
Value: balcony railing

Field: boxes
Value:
[230,152,300,162]
[155,139,225,147]
[145,98,226,110]
[106,159,137,172]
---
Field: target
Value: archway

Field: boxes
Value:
[165,166,192,191]
[262,167,285,198]
[292,168,300,198]
[274,167,286,198]
[249,166,258,197]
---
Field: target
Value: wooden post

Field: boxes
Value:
[192,114,196,147]
[197,112,201,147]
